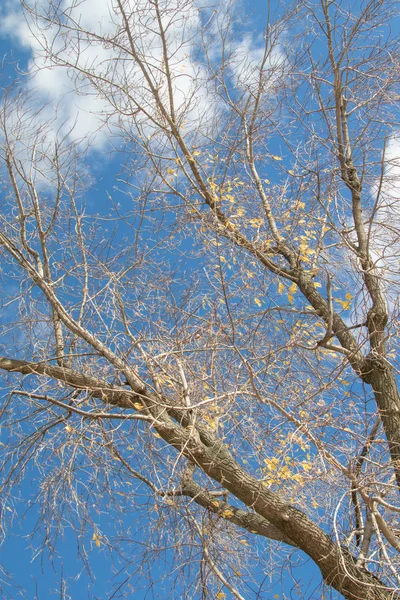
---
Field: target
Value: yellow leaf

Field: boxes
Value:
[314,282,322,288]
[249,218,264,227]
[203,414,218,429]
[166,168,176,176]
[216,594,226,599]
[222,510,234,518]
[280,465,292,479]
[264,457,279,470]
[153,432,162,438]
[254,298,262,307]
[192,150,201,156]
[133,402,144,410]
[278,282,284,294]
[287,294,294,304]
[240,539,249,546]
[335,298,351,310]
[345,293,353,300]
[272,155,283,161]
[289,282,297,294]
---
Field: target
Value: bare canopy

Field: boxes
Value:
[0,0,399,598]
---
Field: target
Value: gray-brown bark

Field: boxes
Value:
[0,0,399,595]
[0,354,397,600]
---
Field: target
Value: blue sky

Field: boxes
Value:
[0,0,399,598]
[0,19,339,597]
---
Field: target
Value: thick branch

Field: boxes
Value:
[178,467,297,547]
[0,354,397,600]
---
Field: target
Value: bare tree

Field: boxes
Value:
[0,0,400,598]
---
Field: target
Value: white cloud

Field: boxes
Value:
[230,32,283,95]
[370,135,400,270]
[0,0,217,146]
[0,0,285,152]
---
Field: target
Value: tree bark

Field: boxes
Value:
[0,354,397,600]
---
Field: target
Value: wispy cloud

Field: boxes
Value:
[0,0,285,151]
